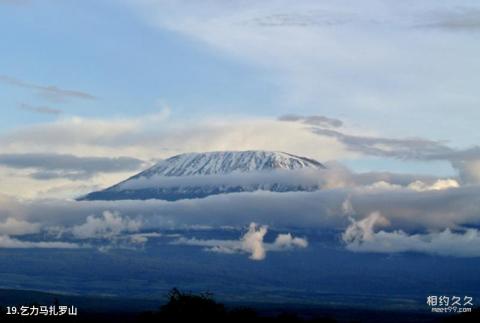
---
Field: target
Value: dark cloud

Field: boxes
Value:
[18,103,62,115]
[0,153,145,180]
[278,114,343,128]
[283,112,480,184]
[310,127,452,159]
[0,75,96,103]
[309,126,480,184]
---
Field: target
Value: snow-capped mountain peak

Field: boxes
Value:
[79,150,325,201]
[139,150,324,177]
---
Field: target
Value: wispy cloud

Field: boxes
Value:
[0,153,145,180]
[18,103,62,115]
[128,0,480,143]
[244,11,353,28]
[419,8,480,31]
[278,114,342,128]
[0,235,79,249]
[310,127,452,160]
[309,126,480,184]
[0,75,96,102]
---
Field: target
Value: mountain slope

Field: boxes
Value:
[79,151,325,201]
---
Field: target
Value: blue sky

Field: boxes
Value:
[0,0,276,129]
[1,0,480,197]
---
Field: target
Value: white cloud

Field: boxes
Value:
[452,159,480,184]
[364,181,402,191]
[241,223,268,260]
[407,179,459,191]
[0,235,79,249]
[343,212,480,257]
[342,212,390,244]
[128,232,162,244]
[0,217,40,236]
[272,233,308,249]
[71,211,142,239]
[173,222,308,261]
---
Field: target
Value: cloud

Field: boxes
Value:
[272,233,308,249]
[0,112,351,198]
[0,235,79,249]
[342,212,390,244]
[127,0,480,142]
[2,170,476,233]
[0,217,40,236]
[244,11,353,28]
[173,222,308,260]
[278,114,342,128]
[0,114,348,165]
[4,110,475,200]
[360,178,459,192]
[0,171,479,254]
[128,232,162,244]
[407,179,459,192]
[18,103,62,115]
[420,8,480,31]
[0,75,96,102]
[0,153,145,180]
[88,163,459,202]
[307,125,480,184]
[451,158,480,184]
[343,213,480,257]
[310,127,452,160]
[241,222,268,260]
[71,211,142,239]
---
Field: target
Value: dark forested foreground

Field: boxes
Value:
[0,288,478,323]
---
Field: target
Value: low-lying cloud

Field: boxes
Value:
[0,217,41,236]
[0,179,478,256]
[343,212,480,257]
[71,211,142,240]
[173,222,308,260]
[0,235,79,249]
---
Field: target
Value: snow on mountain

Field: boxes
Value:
[79,151,325,201]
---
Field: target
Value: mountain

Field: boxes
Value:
[79,151,325,201]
